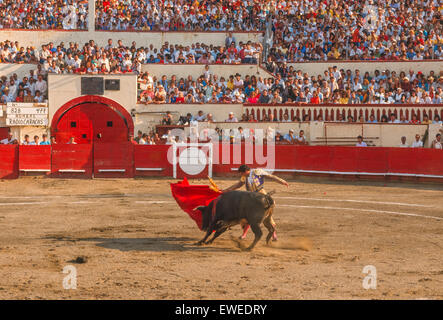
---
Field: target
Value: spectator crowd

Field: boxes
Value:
[0,132,55,145]
[95,0,268,31]
[1,73,47,103]
[0,38,261,73]
[94,0,443,62]
[0,0,441,62]
[1,37,442,105]
[138,66,443,105]
[0,0,88,30]
[267,0,443,62]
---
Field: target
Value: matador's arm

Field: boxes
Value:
[265,174,289,187]
[223,179,245,192]
[254,169,289,187]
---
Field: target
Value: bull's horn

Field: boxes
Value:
[193,206,206,212]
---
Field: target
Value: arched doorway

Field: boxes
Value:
[51,96,135,177]
[51,95,134,144]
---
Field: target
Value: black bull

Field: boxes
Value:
[195,191,276,250]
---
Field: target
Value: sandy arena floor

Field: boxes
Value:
[0,177,442,300]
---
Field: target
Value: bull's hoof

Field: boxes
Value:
[195,241,205,246]
[243,246,254,252]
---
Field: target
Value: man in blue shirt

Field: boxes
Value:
[244,84,255,97]
[356,135,368,147]
[40,134,51,145]
[367,114,378,123]
[283,129,296,143]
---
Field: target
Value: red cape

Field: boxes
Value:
[170,178,222,230]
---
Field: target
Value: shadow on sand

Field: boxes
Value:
[46,235,240,253]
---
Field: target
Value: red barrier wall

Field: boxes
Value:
[415,149,443,176]
[356,147,389,174]
[2,143,443,181]
[134,144,172,177]
[51,144,93,178]
[93,142,134,178]
[0,145,19,179]
[19,145,51,174]
[284,145,442,178]
[213,144,443,181]
[294,145,327,173]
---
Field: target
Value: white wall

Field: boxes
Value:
[321,122,429,147]
[0,63,37,79]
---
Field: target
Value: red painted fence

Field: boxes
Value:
[19,145,51,174]
[0,145,19,179]
[271,145,443,178]
[134,144,172,177]
[51,144,93,178]
[0,144,442,181]
[93,142,134,178]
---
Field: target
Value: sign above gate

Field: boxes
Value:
[6,102,49,126]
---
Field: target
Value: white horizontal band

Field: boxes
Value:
[98,169,126,172]
[136,168,164,171]
[230,168,443,179]
[58,169,86,173]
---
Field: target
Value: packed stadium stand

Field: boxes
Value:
[0,0,89,30]
[0,0,442,180]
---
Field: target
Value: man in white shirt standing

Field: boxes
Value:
[35,75,47,97]
[67,137,77,144]
[0,131,16,144]
[398,136,409,148]
[411,134,423,148]
[138,134,148,145]
[225,112,238,122]
[431,133,442,149]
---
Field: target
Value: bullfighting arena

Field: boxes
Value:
[0,177,442,300]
